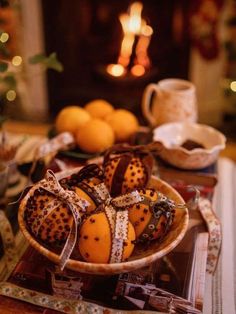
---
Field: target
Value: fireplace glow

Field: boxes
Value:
[106,64,126,77]
[131,64,145,77]
[107,1,153,78]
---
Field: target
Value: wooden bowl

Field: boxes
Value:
[18,173,189,275]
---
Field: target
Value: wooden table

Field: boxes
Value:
[0,119,234,313]
[4,119,236,162]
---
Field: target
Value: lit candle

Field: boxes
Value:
[107,1,153,78]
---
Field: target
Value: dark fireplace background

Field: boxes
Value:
[41,0,190,120]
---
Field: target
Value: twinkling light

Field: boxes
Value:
[0,32,9,43]
[230,81,236,92]
[12,56,22,66]
[6,90,16,101]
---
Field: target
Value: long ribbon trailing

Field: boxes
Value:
[38,170,90,270]
[173,186,221,274]
[171,186,221,274]
[198,197,221,274]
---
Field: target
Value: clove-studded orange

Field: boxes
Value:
[24,188,75,245]
[78,211,136,263]
[60,164,105,214]
[23,165,105,247]
[103,145,154,197]
[128,189,175,243]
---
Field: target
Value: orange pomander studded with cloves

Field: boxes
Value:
[24,187,84,246]
[24,165,105,247]
[128,189,175,243]
[78,211,136,263]
[60,164,105,214]
[103,144,154,197]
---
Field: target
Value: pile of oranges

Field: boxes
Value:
[55,99,139,153]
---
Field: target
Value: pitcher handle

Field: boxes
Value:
[142,83,160,128]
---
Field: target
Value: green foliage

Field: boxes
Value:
[28,53,46,63]
[0,74,16,89]
[0,4,64,129]
[0,42,10,58]
[0,115,7,128]
[28,52,64,72]
[0,61,8,72]
[0,53,63,99]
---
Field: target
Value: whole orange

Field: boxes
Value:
[85,99,114,119]
[55,106,91,135]
[78,212,136,263]
[105,109,139,142]
[75,118,115,153]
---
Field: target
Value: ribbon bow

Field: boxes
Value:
[103,143,154,171]
[35,170,90,270]
[32,170,143,265]
[103,143,151,159]
[68,180,142,264]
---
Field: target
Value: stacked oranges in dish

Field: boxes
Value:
[55,99,140,153]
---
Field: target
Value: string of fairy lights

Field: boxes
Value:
[230,81,236,91]
[0,30,23,102]
[0,23,63,108]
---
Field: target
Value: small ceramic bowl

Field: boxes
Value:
[153,122,226,170]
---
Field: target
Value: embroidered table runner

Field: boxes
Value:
[203,157,236,314]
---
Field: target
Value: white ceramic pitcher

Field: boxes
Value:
[142,78,198,127]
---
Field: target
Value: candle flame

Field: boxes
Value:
[107,2,153,78]
[128,2,143,34]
